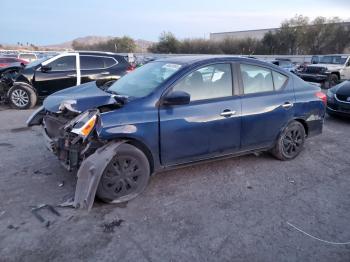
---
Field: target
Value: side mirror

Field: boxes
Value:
[41,65,51,72]
[162,91,190,106]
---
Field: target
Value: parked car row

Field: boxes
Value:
[0,57,28,68]
[269,58,298,73]
[27,56,326,208]
[0,51,134,109]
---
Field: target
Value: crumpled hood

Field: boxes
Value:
[308,64,344,71]
[43,81,116,113]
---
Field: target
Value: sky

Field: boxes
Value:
[1,0,350,45]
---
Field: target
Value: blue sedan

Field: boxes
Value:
[27,56,326,209]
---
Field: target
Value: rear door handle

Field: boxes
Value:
[282,102,293,109]
[100,72,110,75]
[67,74,77,77]
[220,110,236,117]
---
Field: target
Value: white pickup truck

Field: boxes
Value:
[298,55,350,88]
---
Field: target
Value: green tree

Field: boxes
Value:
[72,36,136,53]
[148,32,181,53]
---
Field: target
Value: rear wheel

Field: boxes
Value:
[8,85,37,109]
[272,121,306,161]
[96,143,150,203]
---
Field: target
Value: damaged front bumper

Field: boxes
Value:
[28,108,125,210]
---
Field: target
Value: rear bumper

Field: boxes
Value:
[307,119,324,137]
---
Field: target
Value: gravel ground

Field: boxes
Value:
[0,105,350,262]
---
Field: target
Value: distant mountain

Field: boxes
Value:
[42,36,154,52]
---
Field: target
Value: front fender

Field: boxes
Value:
[8,81,37,98]
[26,105,45,126]
[73,140,126,210]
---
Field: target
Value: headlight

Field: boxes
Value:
[326,89,334,97]
[68,110,98,138]
[326,89,335,103]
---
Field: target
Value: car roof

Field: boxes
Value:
[72,51,120,56]
[155,55,280,68]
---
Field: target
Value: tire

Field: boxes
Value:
[96,143,150,203]
[8,84,37,109]
[271,121,306,161]
[329,74,339,88]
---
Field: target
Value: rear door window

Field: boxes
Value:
[240,64,288,94]
[240,64,274,94]
[272,71,288,90]
[80,56,117,70]
[103,57,117,67]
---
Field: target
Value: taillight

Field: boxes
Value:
[315,91,327,105]
[126,65,135,73]
[0,63,9,67]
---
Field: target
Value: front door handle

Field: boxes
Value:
[100,72,110,75]
[282,102,293,109]
[220,110,236,117]
[67,74,77,78]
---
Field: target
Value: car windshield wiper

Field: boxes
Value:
[105,89,119,95]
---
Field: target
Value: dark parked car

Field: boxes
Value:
[0,63,26,103]
[27,56,326,209]
[3,51,132,109]
[326,80,350,117]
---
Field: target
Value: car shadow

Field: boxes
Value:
[326,113,350,124]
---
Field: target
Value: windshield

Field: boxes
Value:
[320,55,348,65]
[108,61,182,98]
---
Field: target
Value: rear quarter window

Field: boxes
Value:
[273,71,288,90]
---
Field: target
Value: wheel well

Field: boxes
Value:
[331,72,340,79]
[294,119,308,136]
[8,82,37,97]
[118,138,155,174]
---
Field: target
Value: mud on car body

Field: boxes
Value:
[28,56,326,210]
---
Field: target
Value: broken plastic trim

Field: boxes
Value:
[58,99,81,114]
[73,140,126,210]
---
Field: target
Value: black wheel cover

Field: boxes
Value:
[97,144,150,203]
[282,124,304,158]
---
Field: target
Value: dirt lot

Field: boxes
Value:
[0,105,350,262]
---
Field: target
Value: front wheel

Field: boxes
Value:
[271,121,306,161]
[96,143,150,203]
[8,85,37,109]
